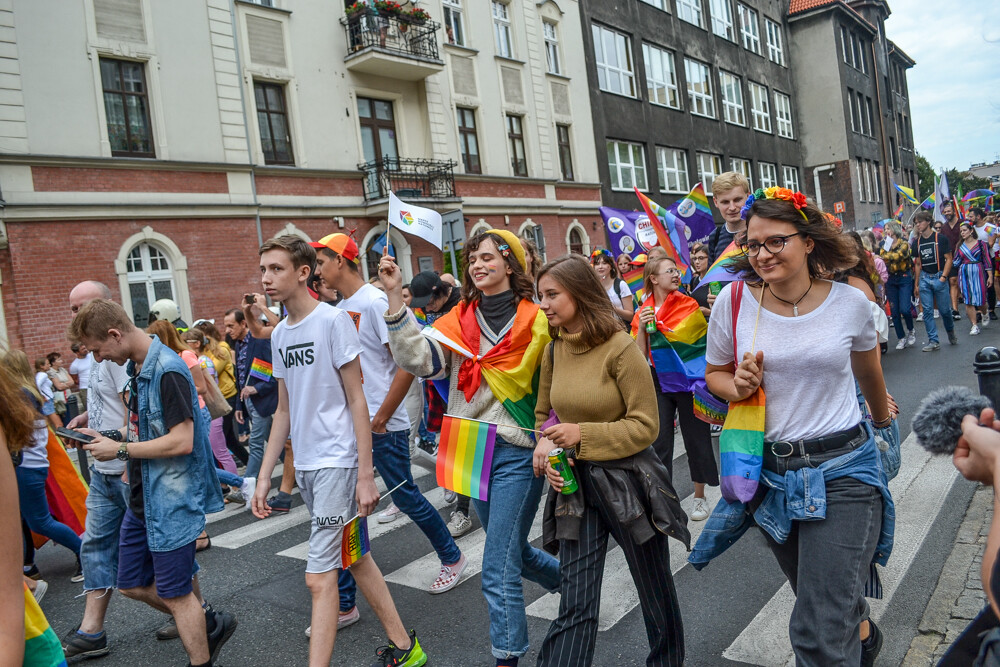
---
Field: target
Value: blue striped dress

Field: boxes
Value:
[955,240,991,307]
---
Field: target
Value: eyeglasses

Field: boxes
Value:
[739,233,803,257]
[657,268,681,277]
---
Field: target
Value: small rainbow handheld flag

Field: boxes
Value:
[341,515,370,569]
[437,415,497,501]
[622,265,645,302]
[634,187,691,281]
[692,241,743,296]
[412,307,428,327]
[249,358,272,381]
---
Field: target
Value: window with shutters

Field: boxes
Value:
[593,24,635,97]
[254,82,294,165]
[99,58,154,157]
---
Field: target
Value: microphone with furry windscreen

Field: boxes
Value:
[911,386,992,455]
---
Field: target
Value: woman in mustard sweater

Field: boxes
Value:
[532,254,685,667]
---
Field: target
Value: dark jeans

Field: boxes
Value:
[652,388,719,486]
[885,272,915,340]
[538,466,684,666]
[758,444,882,666]
[223,395,249,465]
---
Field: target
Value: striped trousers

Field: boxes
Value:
[537,478,685,667]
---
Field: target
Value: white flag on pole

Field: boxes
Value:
[934,171,950,223]
[388,192,443,249]
[932,174,944,223]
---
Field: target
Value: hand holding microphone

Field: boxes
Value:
[911,385,1000,486]
[954,409,1000,486]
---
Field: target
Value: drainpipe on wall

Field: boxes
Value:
[229,0,264,249]
[812,163,836,211]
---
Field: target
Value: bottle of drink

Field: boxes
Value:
[709,281,722,296]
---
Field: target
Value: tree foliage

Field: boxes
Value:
[916,153,992,198]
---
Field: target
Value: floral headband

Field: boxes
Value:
[740,187,809,221]
[590,248,614,262]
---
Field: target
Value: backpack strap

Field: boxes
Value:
[730,282,744,366]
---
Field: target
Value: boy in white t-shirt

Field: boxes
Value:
[312,233,467,610]
[250,235,427,667]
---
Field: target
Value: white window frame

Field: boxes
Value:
[731,157,752,188]
[710,0,734,40]
[739,4,760,55]
[765,18,784,65]
[874,161,882,202]
[782,165,799,192]
[863,160,873,202]
[640,0,667,8]
[643,43,680,109]
[115,227,192,327]
[684,58,715,118]
[848,89,858,132]
[774,91,793,138]
[697,152,723,193]
[607,140,648,191]
[492,2,513,58]
[758,161,778,189]
[593,24,636,97]
[856,157,865,202]
[865,97,875,137]
[443,0,465,47]
[656,146,690,194]
[677,0,704,28]
[719,70,745,125]
[841,26,850,64]
[749,81,770,133]
[543,21,561,75]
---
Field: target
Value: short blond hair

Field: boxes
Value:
[68,299,135,342]
[712,172,750,196]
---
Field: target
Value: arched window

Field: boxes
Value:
[565,220,590,256]
[126,243,177,326]
[358,225,413,282]
[568,228,584,255]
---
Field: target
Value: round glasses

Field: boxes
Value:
[739,233,803,257]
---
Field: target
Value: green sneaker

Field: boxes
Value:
[371,630,427,667]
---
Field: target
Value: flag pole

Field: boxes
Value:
[444,413,545,435]
[345,480,407,524]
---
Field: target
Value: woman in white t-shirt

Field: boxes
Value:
[703,189,895,665]
[590,248,634,322]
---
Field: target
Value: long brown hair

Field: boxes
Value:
[191,322,231,364]
[147,319,193,355]
[0,351,40,453]
[460,232,535,305]
[732,198,857,282]
[537,254,624,347]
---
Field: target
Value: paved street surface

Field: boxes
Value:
[35,317,995,666]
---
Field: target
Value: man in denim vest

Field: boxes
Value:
[70,299,236,667]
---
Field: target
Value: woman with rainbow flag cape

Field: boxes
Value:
[632,254,719,522]
[532,254,686,666]
[380,229,560,666]
[691,188,896,666]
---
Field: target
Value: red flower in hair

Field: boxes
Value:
[791,192,807,210]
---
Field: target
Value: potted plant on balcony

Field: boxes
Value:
[345,2,370,19]
[403,7,430,25]
[373,0,403,17]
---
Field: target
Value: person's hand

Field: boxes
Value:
[545,458,572,492]
[355,476,380,517]
[637,306,655,326]
[235,409,244,425]
[707,292,717,307]
[954,410,1000,485]
[533,436,554,477]
[377,244,403,295]
[66,412,88,429]
[886,392,899,419]
[939,275,947,283]
[82,434,119,462]
[371,413,388,434]
[733,351,764,399]
[251,476,272,519]
[240,385,257,400]
[543,423,582,449]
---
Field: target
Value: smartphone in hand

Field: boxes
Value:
[55,427,94,444]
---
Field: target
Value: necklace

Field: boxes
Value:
[768,279,814,317]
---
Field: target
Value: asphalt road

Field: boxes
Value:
[33,312,995,666]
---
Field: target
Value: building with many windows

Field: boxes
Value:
[0,0,600,356]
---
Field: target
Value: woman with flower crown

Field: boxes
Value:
[690,187,897,666]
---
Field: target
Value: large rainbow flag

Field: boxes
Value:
[33,428,88,548]
[23,583,67,666]
[340,515,370,569]
[421,300,550,430]
[622,265,645,300]
[634,188,691,281]
[631,291,707,393]
[691,240,743,296]
[437,415,497,501]
[719,387,766,502]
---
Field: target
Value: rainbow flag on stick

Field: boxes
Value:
[920,192,936,210]
[340,515,370,569]
[634,187,691,280]
[691,241,743,296]
[437,415,498,501]
[249,358,272,381]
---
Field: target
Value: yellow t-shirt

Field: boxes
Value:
[211,346,237,399]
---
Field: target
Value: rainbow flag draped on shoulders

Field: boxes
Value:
[692,240,743,296]
[421,299,550,430]
[630,291,707,393]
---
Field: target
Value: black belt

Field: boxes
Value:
[764,423,866,459]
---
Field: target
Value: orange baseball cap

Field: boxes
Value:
[310,233,359,263]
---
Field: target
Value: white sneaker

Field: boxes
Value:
[690,497,710,521]
[906,331,916,346]
[895,338,907,350]
[240,477,256,502]
[971,325,981,335]
[430,554,468,594]
[916,311,924,321]
[982,317,989,328]
[934,309,940,319]
[305,607,360,638]
[447,510,472,537]
[32,579,48,604]
[377,502,402,524]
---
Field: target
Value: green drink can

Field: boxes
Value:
[709,281,722,295]
[548,448,579,494]
[645,306,657,333]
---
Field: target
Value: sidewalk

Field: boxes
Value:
[904,485,993,665]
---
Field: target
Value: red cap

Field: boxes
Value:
[310,233,359,263]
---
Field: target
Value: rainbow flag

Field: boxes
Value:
[693,381,728,425]
[422,300,550,430]
[33,427,88,548]
[24,583,67,666]
[691,241,743,295]
[634,188,691,281]
[719,387,766,502]
[412,307,428,327]
[249,358,272,381]
[437,415,497,501]
[622,265,645,302]
[631,291,707,393]
[340,516,370,569]
[920,192,936,210]
[892,201,905,219]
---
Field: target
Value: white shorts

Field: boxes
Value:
[296,467,358,574]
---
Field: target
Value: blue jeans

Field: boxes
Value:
[245,400,273,479]
[339,429,461,611]
[80,468,130,590]
[216,468,243,488]
[919,271,954,343]
[885,272,915,340]
[16,465,82,560]
[472,441,560,659]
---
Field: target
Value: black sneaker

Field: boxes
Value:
[417,438,437,456]
[953,312,962,321]
[266,491,292,513]
[62,626,110,659]
[207,610,238,664]
[948,330,959,345]
[371,630,428,666]
[977,312,984,324]
[860,618,883,667]
[71,555,84,583]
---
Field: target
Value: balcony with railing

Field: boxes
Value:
[359,157,457,202]
[340,9,444,81]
